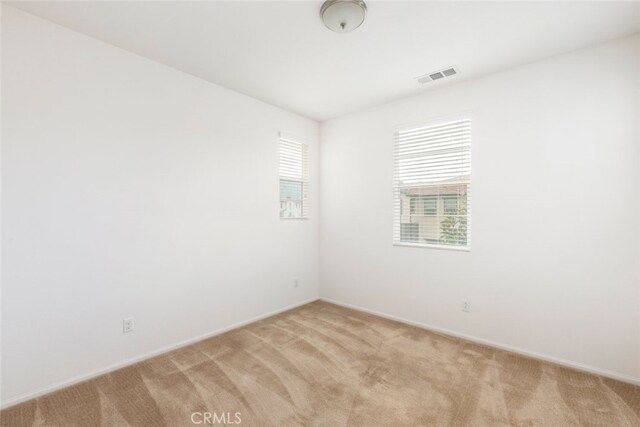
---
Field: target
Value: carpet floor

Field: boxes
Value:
[1,301,639,426]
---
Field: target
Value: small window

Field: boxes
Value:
[423,196,437,216]
[443,196,458,215]
[393,118,471,249]
[279,134,309,219]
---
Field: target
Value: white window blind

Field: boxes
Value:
[393,118,471,249]
[279,134,309,219]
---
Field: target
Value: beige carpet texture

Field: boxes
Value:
[1,301,639,426]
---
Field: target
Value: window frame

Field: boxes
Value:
[279,133,309,220]
[392,114,472,251]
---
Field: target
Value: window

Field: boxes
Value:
[423,196,437,216]
[410,197,417,214]
[393,118,471,249]
[279,134,309,219]
[443,196,458,215]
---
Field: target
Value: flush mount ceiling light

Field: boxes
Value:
[320,0,367,33]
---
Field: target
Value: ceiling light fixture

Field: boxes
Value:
[320,0,367,33]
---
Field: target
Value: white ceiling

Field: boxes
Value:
[8,1,640,121]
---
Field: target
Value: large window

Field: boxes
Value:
[393,118,471,249]
[279,134,309,219]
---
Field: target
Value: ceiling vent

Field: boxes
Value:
[415,66,459,84]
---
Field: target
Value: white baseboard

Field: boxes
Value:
[1,297,319,410]
[4,295,637,409]
[320,297,640,387]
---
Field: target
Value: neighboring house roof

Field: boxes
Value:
[401,175,470,196]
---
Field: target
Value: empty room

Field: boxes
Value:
[1,0,639,425]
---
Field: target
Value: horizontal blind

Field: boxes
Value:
[279,135,309,219]
[393,118,471,248]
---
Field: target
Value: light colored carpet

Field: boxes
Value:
[1,301,639,426]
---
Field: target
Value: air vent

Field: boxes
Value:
[442,68,457,77]
[415,66,459,84]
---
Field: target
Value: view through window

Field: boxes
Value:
[393,118,471,248]
[279,135,309,219]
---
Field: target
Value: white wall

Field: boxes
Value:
[320,34,640,382]
[1,6,319,406]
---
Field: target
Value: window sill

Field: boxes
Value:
[393,242,470,252]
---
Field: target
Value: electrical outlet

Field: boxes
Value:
[123,317,134,333]
[294,279,299,288]
[462,301,471,313]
